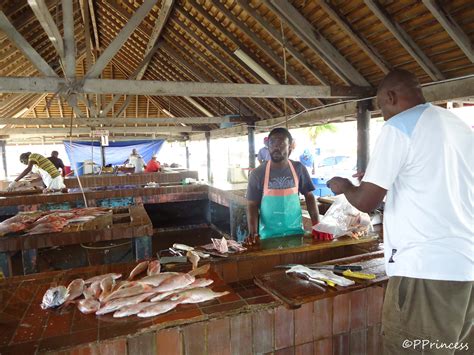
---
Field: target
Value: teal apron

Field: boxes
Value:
[259,161,305,239]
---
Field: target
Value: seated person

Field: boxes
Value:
[145,155,161,172]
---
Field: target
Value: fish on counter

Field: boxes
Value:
[137,300,180,318]
[150,278,214,302]
[65,279,85,302]
[102,283,153,303]
[171,287,229,304]
[96,292,155,315]
[98,276,115,303]
[147,260,161,276]
[153,273,195,293]
[0,211,45,236]
[128,260,149,280]
[40,286,69,309]
[77,299,100,314]
[139,272,180,287]
[84,273,122,285]
[113,302,157,318]
[186,250,200,270]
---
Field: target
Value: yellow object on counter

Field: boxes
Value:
[342,269,376,280]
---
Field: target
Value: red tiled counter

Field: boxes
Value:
[0,253,386,355]
[63,170,199,188]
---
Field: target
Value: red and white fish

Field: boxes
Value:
[128,261,149,280]
[84,273,122,285]
[96,292,155,315]
[150,278,214,302]
[147,260,161,276]
[77,299,100,314]
[137,300,180,318]
[113,302,157,318]
[139,272,180,287]
[153,273,195,293]
[102,283,152,303]
[171,287,229,304]
[65,279,85,302]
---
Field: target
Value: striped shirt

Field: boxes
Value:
[28,153,60,178]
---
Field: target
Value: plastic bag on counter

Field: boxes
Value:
[314,194,372,239]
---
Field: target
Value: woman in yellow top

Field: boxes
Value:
[8,152,66,191]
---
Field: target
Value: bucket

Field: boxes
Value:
[311,177,334,197]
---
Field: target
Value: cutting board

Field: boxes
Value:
[254,251,386,309]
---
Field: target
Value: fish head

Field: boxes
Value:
[41,286,68,309]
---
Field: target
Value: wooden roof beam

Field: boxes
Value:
[236,0,330,86]
[266,0,370,86]
[364,0,445,81]
[62,0,75,79]
[422,0,474,63]
[85,0,158,79]
[316,0,391,74]
[27,0,65,59]
[0,77,373,98]
[1,126,197,135]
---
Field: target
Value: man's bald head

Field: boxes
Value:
[377,70,426,120]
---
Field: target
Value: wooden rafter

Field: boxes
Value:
[422,0,474,63]
[266,0,370,86]
[0,117,241,125]
[364,0,445,81]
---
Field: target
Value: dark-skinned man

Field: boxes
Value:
[245,128,321,245]
[326,70,472,355]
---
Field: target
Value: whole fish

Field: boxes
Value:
[41,286,68,309]
[96,292,155,315]
[98,276,115,303]
[83,281,102,300]
[102,283,152,303]
[85,273,122,285]
[171,287,229,304]
[113,302,157,318]
[128,261,149,280]
[137,300,180,318]
[77,299,100,314]
[65,279,85,302]
[154,273,195,293]
[150,278,214,302]
[139,272,180,287]
[186,250,200,270]
[147,260,161,276]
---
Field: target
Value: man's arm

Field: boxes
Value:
[303,191,320,225]
[247,200,260,237]
[15,162,34,182]
[58,159,65,176]
[327,178,386,213]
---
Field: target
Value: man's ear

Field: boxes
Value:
[387,90,397,105]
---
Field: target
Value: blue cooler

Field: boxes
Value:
[311,177,334,197]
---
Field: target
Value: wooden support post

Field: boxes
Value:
[205,132,211,183]
[0,140,7,179]
[21,248,38,274]
[133,236,152,261]
[101,145,106,167]
[185,145,190,170]
[357,100,371,173]
[248,125,256,169]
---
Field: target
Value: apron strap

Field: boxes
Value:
[263,161,300,196]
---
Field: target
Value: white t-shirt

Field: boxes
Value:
[363,103,473,281]
[129,154,145,173]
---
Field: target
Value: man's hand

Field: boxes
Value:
[352,171,365,181]
[312,223,333,241]
[327,177,353,195]
[244,233,260,246]
[7,181,18,192]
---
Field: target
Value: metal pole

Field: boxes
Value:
[0,140,7,179]
[247,125,256,169]
[185,145,190,170]
[357,100,371,172]
[205,132,211,182]
[101,145,106,167]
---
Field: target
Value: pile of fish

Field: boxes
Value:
[201,237,247,254]
[40,260,229,318]
[0,207,110,236]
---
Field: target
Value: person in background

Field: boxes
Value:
[126,149,146,173]
[145,154,161,173]
[8,152,65,192]
[299,148,315,175]
[47,150,65,177]
[245,127,322,244]
[257,137,271,164]
[326,70,473,355]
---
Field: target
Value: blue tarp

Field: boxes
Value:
[63,140,164,166]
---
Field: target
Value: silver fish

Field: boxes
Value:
[137,300,180,318]
[128,261,149,280]
[147,260,161,276]
[41,286,69,309]
[139,272,180,287]
[65,279,84,302]
[113,302,157,318]
[96,292,155,315]
[84,273,122,285]
[171,287,229,304]
[77,299,100,314]
[154,273,195,293]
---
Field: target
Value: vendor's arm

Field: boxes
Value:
[15,162,34,182]
[246,200,260,244]
[303,191,320,225]
[245,166,263,245]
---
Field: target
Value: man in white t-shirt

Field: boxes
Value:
[126,149,145,173]
[326,70,473,354]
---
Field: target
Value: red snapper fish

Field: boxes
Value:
[147,260,161,276]
[171,287,229,304]
[84,273,122,285]
[113,302,157,318]
[137,300,180,318]
[153,273,195,293]
[65,279,85,302]
[77,299,100,314]
[96,292,155,315]
[128,260,149,280]
[150,278,214,302]
[139,272,181,287]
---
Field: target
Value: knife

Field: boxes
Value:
[275,264,363,271]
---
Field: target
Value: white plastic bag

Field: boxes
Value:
[314,195,372,238]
